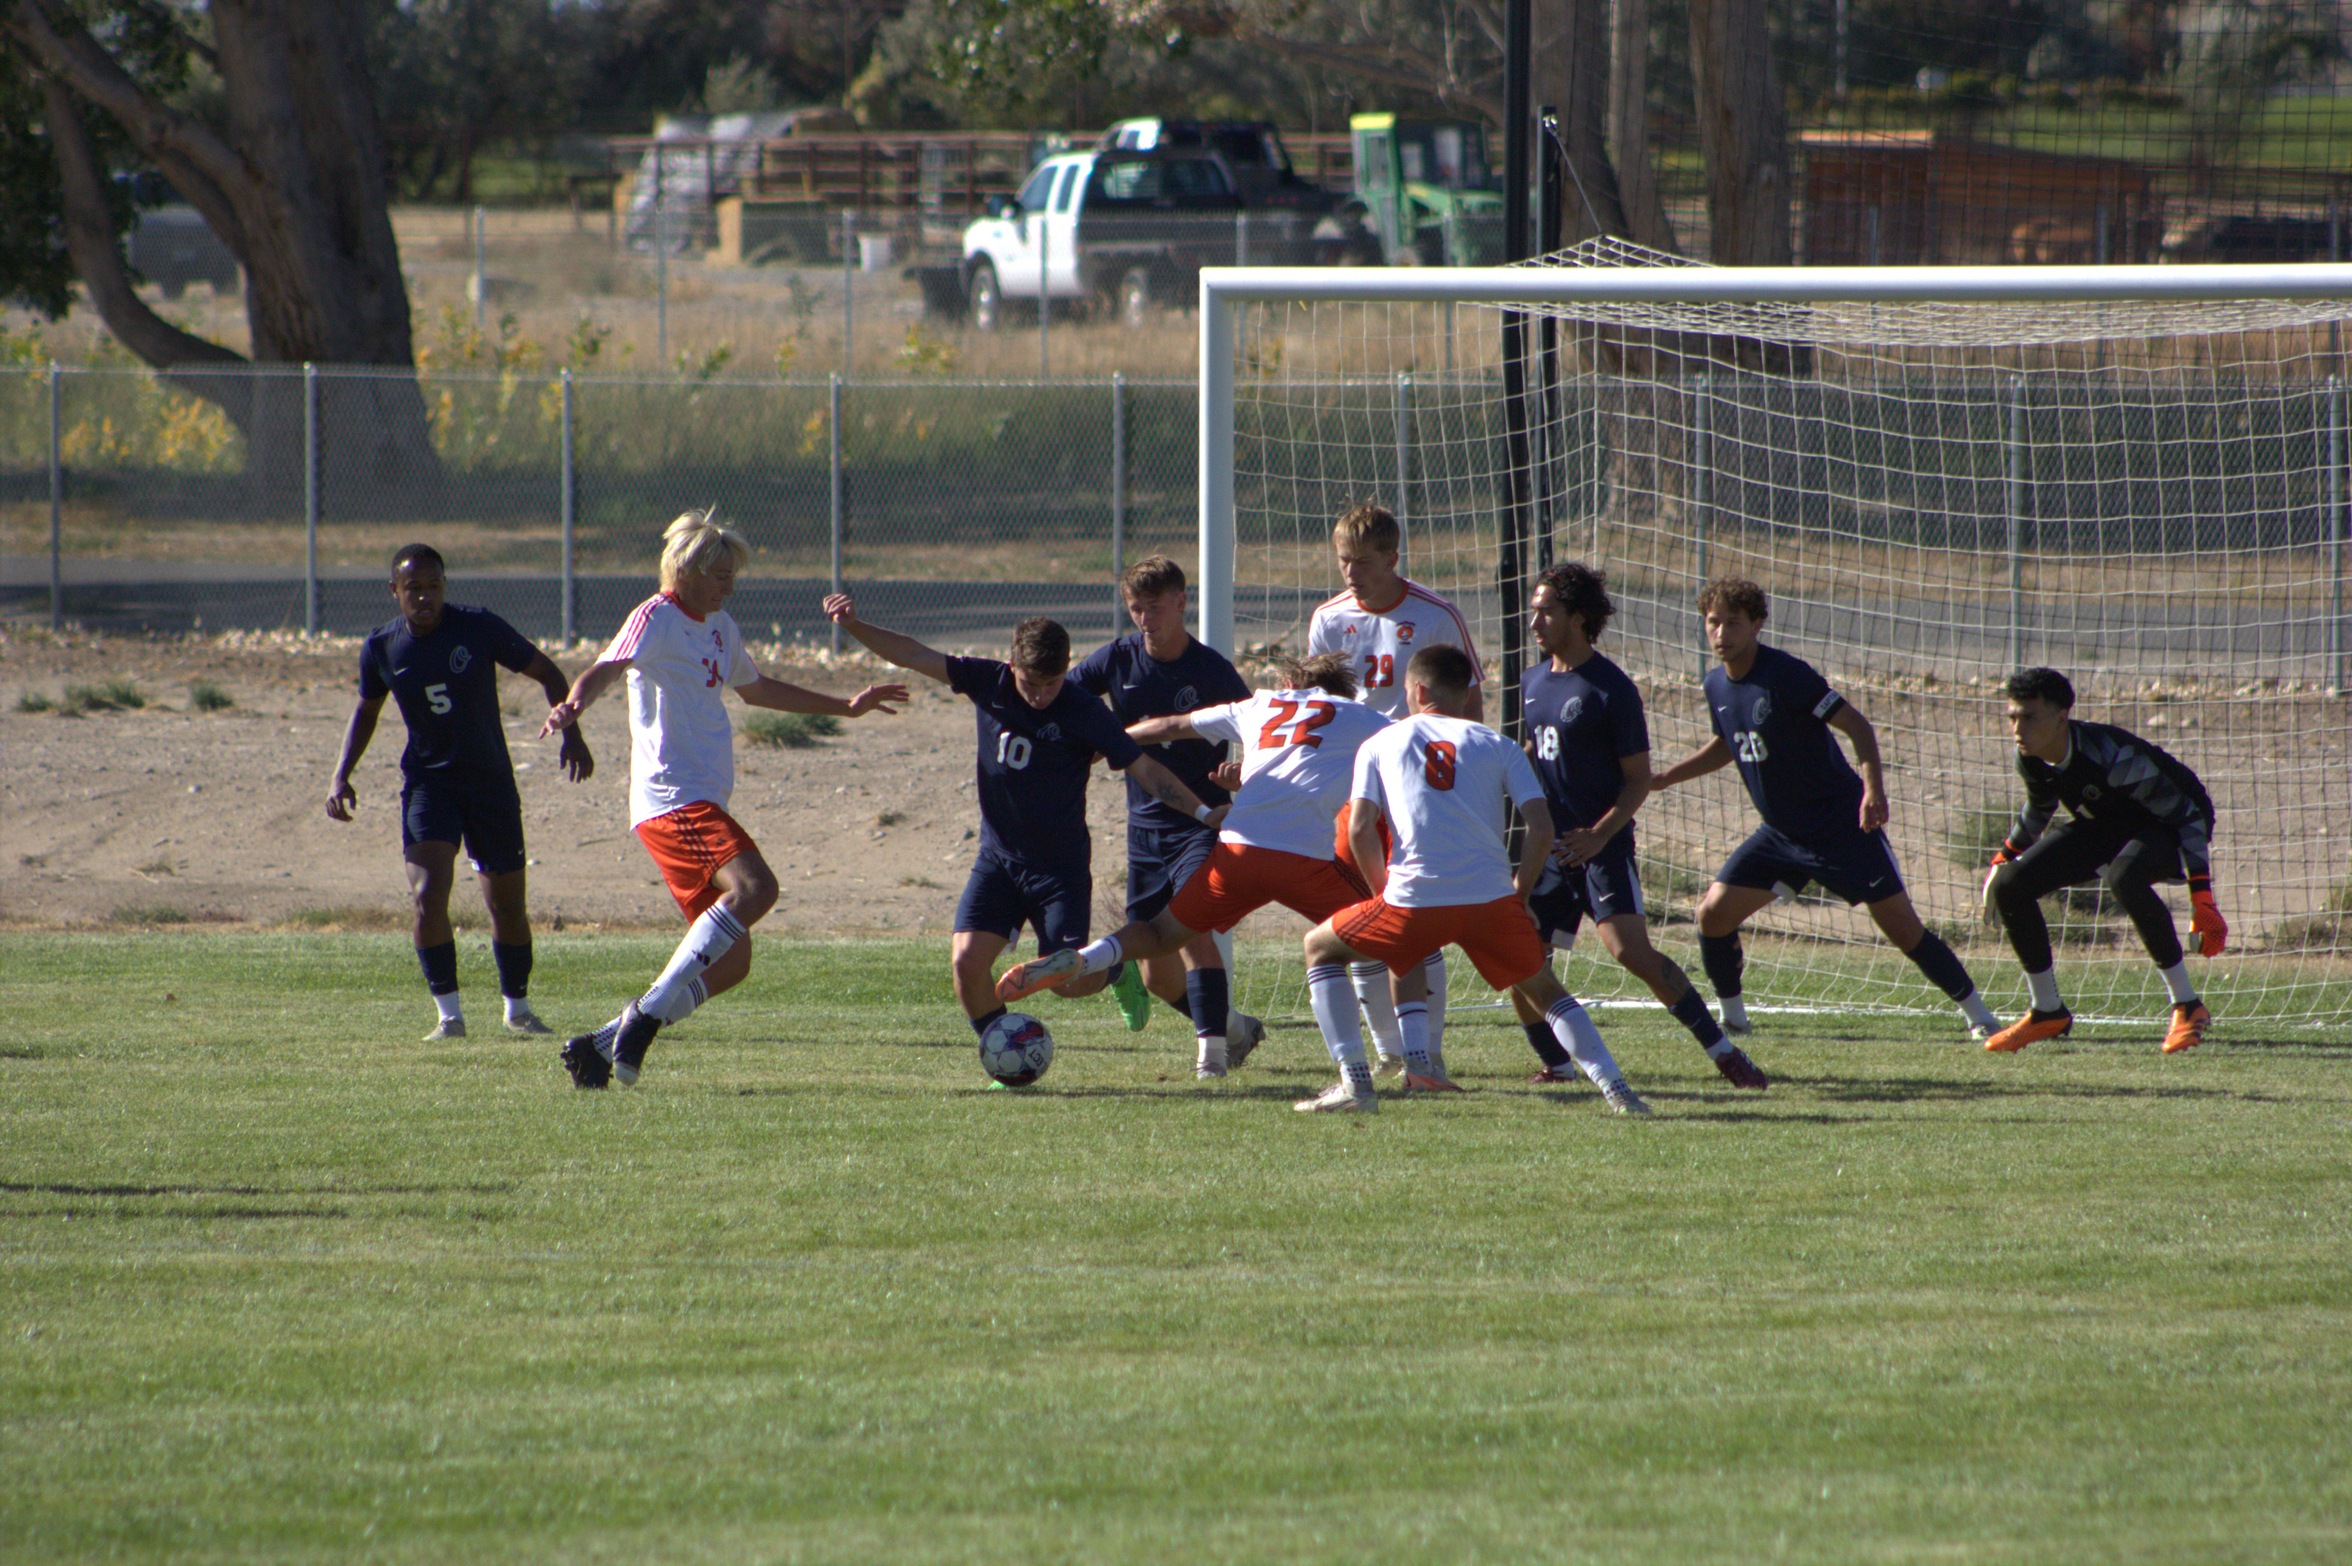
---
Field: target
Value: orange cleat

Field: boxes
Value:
[1401,1070,1466,1094]
[1985,1008,2073,1052]
[2161,1000,2211,1054]
[994,948,1083,1004]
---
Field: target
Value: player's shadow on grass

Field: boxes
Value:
[2209,1036,2352,1055]
[0,1179,514,1198]
[1780,1074,2279,1105]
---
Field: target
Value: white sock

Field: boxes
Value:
[1196,1035,1227,1073]
[503,994,533,1023]
[1076,934,1125,976]
[1719,993,1750,1031]
[1546,995,1621,1087]
[1956,989,2000,1031]
[641,904,745,1023]
[2158,960,2197,1006]
[434,991,463,1024]
[1309,962,1369,1073]
[1351,961,1403,1060]
[1421,951,1449,1053]
[1396,1001,1432,1073]
[2025,968,2063,1013]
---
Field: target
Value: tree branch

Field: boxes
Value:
[1228,22,1504,122]
[39,76,244,371]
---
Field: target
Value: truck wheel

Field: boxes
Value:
[1119,269,1153,329]
[968,262,1003,331]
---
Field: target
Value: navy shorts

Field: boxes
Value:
[1126,819,1218,924]
[1528,839,1645,948]
[954,852,1092,953]
[400,774,527,876]
[1717,822,1904,907]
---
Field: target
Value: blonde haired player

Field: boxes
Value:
[1296,644,1647,1115]
[540,512,908,1087]
[1305,502,1483,1076]
[994,652,1391,1076]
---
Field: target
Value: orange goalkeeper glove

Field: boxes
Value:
[1980,843,2019,921]
[2188,874,2227,957]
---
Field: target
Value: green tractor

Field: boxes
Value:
[1322,113,1506,267]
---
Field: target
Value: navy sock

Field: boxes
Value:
[969,1005,1006,1038]
[1160,988,1195,1022]
[1669,986,1725,1049]
[1905,929,1977,1002]
[1522,1020,1571,1069]
[1698,932,1744,999]
[1184,968,1229,1037]
[491,940,532,1000]
[417,940,459,996]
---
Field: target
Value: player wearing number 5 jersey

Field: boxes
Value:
[1650,578,2000,1042]
[995,653,1391,1071]
[1296,644,1649,1115]
[824,596,1227,1051]
[1304,502,1482,1078]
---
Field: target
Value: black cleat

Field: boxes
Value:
[612,1002,662,1086]
[1711,1044,1770,1090]
[561,1030,612,1090]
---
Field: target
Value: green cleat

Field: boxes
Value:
[1111,961,1152,1032]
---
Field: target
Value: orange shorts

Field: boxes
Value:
[1332,802,1391,882]
[635,800,760,919]
[1333,892,1548,989]
[1168,841,1371,934]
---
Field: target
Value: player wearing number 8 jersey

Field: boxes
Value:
[1295,644,1649,1115]
[1650,578,2000,1042]
[1304,502,1482,1076]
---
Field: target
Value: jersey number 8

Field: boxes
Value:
[996,731,1033,770]
[1424,739,1457,790]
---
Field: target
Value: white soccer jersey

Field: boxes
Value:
[1350,714,1543,908]
[1305,580,1483,718]
[599,591,759,826]
[1189,689,1393,860]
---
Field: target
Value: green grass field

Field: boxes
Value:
[4,932,2349,1562]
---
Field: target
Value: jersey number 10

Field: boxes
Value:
[996,732,1033,770]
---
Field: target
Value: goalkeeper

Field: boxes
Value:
[1981,667,2223,1055]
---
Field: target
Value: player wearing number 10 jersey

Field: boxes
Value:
[1650,578,2001,1042]
[1304,502,1481,1077]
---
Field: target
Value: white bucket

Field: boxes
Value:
[857,233,895,272]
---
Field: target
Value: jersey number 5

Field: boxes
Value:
[1256,698,1337,750]
[1733,730,1770,763]
[424,682,453,715]
[1424,739,1457,790]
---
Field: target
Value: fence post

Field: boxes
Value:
[655,184,668,363]
[1111,372,1127,637]
[560,367,576,646]
[2006,374,2025,672]
[1037,216,1049,378]
[1235,211,1249,267]
[841,210,855,378]
[304,362,320,637]
[829,372,845,654]
[47,361,61,632]
[472,205,487,325]
[1393,370,1412,541]
[2331,375,2345,695]
[1692,372,1711,680]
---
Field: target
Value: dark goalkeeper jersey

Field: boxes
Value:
[358,605,539,781]
[2008,719,2215,879]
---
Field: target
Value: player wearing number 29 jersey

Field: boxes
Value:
[1306,582,1482,718]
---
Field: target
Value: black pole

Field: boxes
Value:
[1498,0,1534,741]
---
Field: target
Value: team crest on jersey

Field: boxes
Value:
[448,645,472,674]
[1174,685,1198,709]
[1395,621,1417,644]
[1558,695,1584,725]
[2083,784,2103,801]
[1037,722,1062,742]
[1751,693,1772,725]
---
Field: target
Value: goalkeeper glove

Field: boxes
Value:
[2188,874,2227,958]
[1980,843,2019,922]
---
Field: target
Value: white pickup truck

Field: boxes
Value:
[958,148,1320,329]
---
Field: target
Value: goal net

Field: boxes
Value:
[1202,246,2352,1032]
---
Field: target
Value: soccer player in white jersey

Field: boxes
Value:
[539,512,908,1088]
[1296,644,1649,1115]
[1304,502,1483,1077]
[994,652,1392,1076]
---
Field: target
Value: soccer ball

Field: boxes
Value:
[979,1011,1054,1087]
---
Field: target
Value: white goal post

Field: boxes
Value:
[1196,260,2352,1029]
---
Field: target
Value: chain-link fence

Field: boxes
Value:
[0,365,1204,650]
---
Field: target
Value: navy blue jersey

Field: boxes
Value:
[1703,643,1863,843]
[358,605,540,780]
[1522,651,1650,832]
[1073,633,1250,829]
[947,655,1143,872]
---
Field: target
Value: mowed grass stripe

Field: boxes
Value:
[1,932,2347,1563]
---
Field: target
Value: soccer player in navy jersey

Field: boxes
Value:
[1650,578,2002,1041]
[823,595,1229,1047]
[1980,666,2223,1054]
[1072,555,1264,1076]
[1519,563,1769,1089]
[327,544,592,1040]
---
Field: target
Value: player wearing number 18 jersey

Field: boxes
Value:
[1304,503,1481,1075]
[1649,578,2000,1041]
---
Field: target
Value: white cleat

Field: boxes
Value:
[1225,1011,1266,1068]
[1371,1053,1409,1082]
[1717,1014,1753,1038]
[504,1010,554,1036]
[1294,1079,1379,1114]
[1600,1078,1653,1116]
[421,1017,467,1042]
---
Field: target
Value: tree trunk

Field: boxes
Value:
[1686,0,1791,267]
[1535,0,1629,247]
[1608,0,1679,252]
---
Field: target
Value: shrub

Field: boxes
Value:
[743,712,841,748]
[188,679,233,712]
